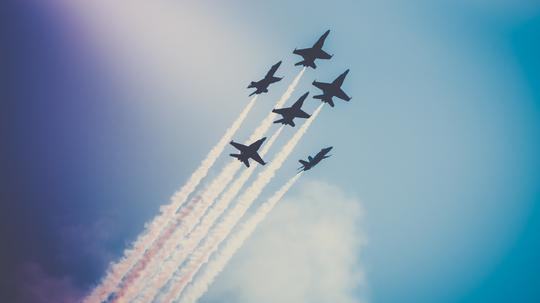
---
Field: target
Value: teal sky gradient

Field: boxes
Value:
[2,1,540,302]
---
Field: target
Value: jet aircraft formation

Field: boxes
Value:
[233,30,351,171]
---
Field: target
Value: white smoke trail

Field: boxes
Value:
[248,68,305,142]
[118,68,305,303]
[114,162,242,303]
[84,96,256,303]
[180,173,302,303]
[136,126,284,303]
[161,103,324,303]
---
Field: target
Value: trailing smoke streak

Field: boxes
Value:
[111,198,199,303]
[180,173,302,303]
[84,96,257,303]
[162,104,324,303]
[118,68,304,303]
[136,127,284,303]
[115,162,241,303]
[247,68,305,143]
[111,68,305,302]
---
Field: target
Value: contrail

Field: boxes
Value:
[84,96,256,303]
[248,68,305,141]
[161,103,324,303]
[136,126,284,303]
[113,160,242,303]
[180,173,302,303]
[116,68,305,303]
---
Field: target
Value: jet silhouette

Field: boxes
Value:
[293,30,332,69]
[247,61,283,96]
[229,137,267,167]
[272,92,311,127]
[312,69,351,107]
[298,147,333,172]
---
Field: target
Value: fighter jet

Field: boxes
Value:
[229,137,267,167]
[272,92,311,127]
[298,146,333,172]
[312,69,351,107]
[247,61,283,96]
[293,30,332,69]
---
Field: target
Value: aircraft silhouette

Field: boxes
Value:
[272,92,311,127]
[293,30,332,69]
[229,137,267,167]
[298,147,333,172]
[312,69,351,107]
[248,61,283,96]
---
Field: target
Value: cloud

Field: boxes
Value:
[202,179,367,303]
[15,262,83,303]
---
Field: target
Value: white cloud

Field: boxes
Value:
[202,179,367,303]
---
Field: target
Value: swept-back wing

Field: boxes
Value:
[295,109,311,119]
[230,141,247,152]
[335,89,351,101]
[293,48,311,56]
[333,69,350,87]
[312,81,332,90]
[251,153,266,166]
[313,30,330,48]
[249,137,266,151]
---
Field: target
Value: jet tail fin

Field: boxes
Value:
[297,160,309,171]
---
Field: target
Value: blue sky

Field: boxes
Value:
[2,1,540,302]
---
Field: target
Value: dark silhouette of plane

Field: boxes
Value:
[229,137,267,167]
[248,61,283,96]
[312,69,351,107]
[293,30,332,69]
[272,92,311,127]
[298,147,333,172]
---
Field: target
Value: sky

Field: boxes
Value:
[1,0,540,302]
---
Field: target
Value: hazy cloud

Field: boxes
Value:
[202,179,367,303]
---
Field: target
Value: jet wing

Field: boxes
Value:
[266,61,281,78]
[272,108,290,115]
[294,92,309,106]
[230,141,247,152]
[335,88,351,101]
[313,30,330,48]
[295,109,310,119]
[312,81,332,91]
[317,49,332,59]
[269,76,282,84]
[251,153,266,166]
[249,137,266,151]
[333,69,350,87]
[293,48,311,56]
